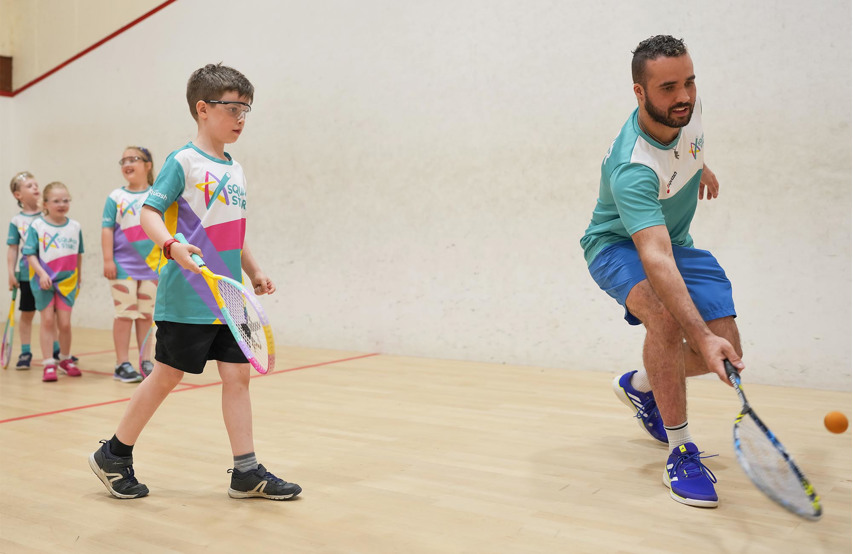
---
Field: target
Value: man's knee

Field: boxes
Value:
[626,281,681,336]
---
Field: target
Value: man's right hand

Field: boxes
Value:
[697,334,745,384]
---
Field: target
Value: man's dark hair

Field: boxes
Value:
[186,63,254,121]
[631,35,688,86]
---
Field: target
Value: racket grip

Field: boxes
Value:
[173,233,206,267]
[723,359,739,379]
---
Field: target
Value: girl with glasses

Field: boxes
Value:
[101,147,160,383]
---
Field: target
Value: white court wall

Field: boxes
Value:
[0,0,164,88]
[0,0,850,390]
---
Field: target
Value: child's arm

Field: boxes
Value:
[241,243,276,295]
[101,228,117,279]
[140,206,202,273]
[6,244,18,290]
[77,254,83,292]
[27,254,51,290]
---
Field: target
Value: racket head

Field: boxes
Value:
[726,359,822,521]
[733,409,822,520]
[213,275,275,374]
[172,233,275,374]
[138,322,156,378]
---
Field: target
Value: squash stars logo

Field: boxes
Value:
[195,172,232,208]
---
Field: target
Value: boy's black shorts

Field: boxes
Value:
[155,321,248,374]
[18,281,36,312]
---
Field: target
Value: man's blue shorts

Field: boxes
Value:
[588,240,736,326]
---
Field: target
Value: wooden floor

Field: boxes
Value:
[0,327,849,553]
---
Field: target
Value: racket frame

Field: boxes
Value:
[138,321,155,378]
[725,360,822,520]
[174,234,274,374]
[2,288,18,369]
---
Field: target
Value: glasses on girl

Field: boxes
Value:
[118,156,144,166]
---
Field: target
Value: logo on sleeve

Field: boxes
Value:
[690,134,704,159]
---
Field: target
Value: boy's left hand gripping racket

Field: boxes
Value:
[174,234,275,374]
[2,288,18,369]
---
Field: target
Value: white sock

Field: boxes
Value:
[43,358,56,367]
[665,421,693,451]
[630,369,652,393]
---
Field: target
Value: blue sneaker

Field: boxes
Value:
[663,442,719,508]
[612,371,667,445]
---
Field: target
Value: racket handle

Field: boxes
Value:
[173,233,206,267]
[723,359,739,379]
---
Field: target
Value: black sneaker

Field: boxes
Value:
[114,362,143,383]
[88,440,149,499]
[227,464,302,500]
[15,352,32,370]
[53,349,78,363]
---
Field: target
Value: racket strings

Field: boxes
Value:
[735,415,817,516]
[217,280,269,365]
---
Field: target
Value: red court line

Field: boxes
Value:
[5,0,178,97]
[0,352,380,424]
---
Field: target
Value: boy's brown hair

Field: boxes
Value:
[186,63,254,121]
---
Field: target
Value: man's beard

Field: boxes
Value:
[644,97,694,128]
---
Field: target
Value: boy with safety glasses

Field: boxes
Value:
[90,64,301,502]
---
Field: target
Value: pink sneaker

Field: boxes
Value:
[43,364,58,382]
[59,358,82,377]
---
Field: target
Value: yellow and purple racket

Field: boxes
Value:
[2,288,17,369]
[138,321,156,378]
[174,234,275,374]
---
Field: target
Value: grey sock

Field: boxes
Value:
[234,452,259,473]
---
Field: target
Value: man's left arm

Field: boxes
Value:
[699,163,719,200]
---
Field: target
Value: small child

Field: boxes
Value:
[22,182,84,382]
[102,146,161,383]
[6,172,42,369]
[89,63,300,501]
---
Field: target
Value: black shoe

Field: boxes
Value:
[227,464,301,500]
[114,362,143,383]
[15,352,32,370]
[88,440,149,499]
[53,349,78,363]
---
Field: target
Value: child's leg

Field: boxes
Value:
[114,361,184,444]
[39,303,56,362]
[55,306,72,356]
[18,311,35,347]
[134,315,152,351]
[113,317,133,364]
[218,361,254,456]
[135,280,156,363]
[220,359,302,500]
[110,279,142,365]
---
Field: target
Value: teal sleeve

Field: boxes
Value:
[79,230,85,254]
[21,225,38,256]
[610,164,666,236]
[143,154,185,213]
[102,196,118,228]
[6,222,18,245]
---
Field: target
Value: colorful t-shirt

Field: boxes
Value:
[580,100,705,265]
[22,217,85,308]
[6,211,40,281]
[143,142,248,324]
[102,187,161,280]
